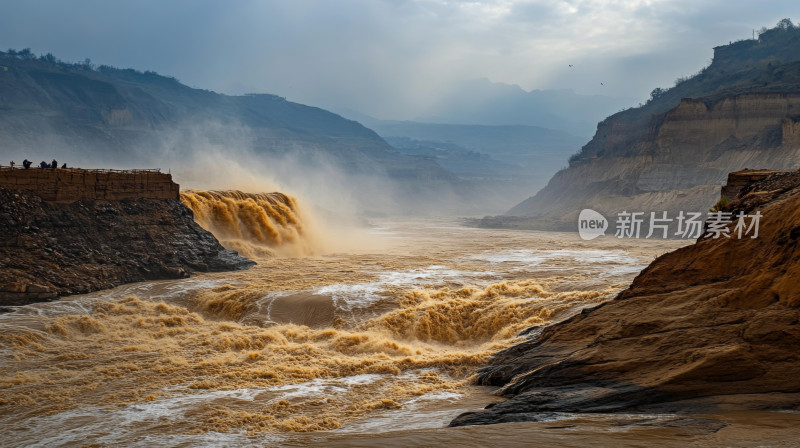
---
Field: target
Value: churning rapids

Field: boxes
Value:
[8,191,790,447]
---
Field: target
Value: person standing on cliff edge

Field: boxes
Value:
[9,161,14,168]
[22,159,31,169]
[51,159,57,169]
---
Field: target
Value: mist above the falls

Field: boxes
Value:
[150,119,490,217]
[150,121,407,255]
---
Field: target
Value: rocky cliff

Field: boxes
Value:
[720,168,793,200]
[501,23,800,230]
[0,185,253,307]
[505,92,800,230]
[452,169,800,426]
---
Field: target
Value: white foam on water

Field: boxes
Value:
[0,278,236,325]
[405,390,463,403]
[10,373,399,447]
[265,373,386,402]
[131,430,275,448]
[470,249,639,266]
[338,373,385,386]
[333,388,465,434]
[0,300,93,322]
[600,263,650,277]
[149,279,233,299]
[312,265,488,311]
[266,379,348,400]
[378,265,470,285]
[313,282,383,311]
[10,387,278,448]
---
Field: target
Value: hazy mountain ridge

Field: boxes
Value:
[361,119,584,167]
[0,51,487,213]
[0,53,406,161]
[500,21,800,229]
[418,78,634,137]
[381,136,523,177]
[337,115,587,204]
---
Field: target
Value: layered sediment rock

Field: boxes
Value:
[503,93,800,230]
[0,167,179,202]
[0,187,253,307]
[720,168,792,200]
[452,170,800,426]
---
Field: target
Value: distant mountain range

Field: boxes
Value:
[416,78,634,137]
[336,82,631,206]
[337,115,586,204]
[0,49,646,216]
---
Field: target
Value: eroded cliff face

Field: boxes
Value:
[0,188,253,307]
[506,93,800,229]
[452,170,800,426]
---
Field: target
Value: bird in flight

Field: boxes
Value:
[569,64,573,67]
[600,82,604,86]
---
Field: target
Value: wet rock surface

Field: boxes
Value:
[0,187,254,306]
[452,173,800,426]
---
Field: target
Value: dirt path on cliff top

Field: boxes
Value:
[0,218,693,446]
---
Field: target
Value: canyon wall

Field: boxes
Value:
[503,93,800,230]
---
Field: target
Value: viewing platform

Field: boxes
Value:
[0,165,179,202]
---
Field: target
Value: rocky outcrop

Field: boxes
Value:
[0,187,254,307]
[452,170,800,426]
[720,168,793,200]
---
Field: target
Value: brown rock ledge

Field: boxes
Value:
[452,170,800,426]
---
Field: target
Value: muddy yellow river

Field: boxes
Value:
[4,210,799,447]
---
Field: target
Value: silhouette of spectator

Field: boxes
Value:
[51,159,57,169]
[22,159,31,169]
[9,161,14,168]
[40,161,48,169]
[61,163,67,169]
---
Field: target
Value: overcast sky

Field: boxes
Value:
[1,0,796,119]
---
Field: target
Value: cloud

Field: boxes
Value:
[0,0,797,119]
